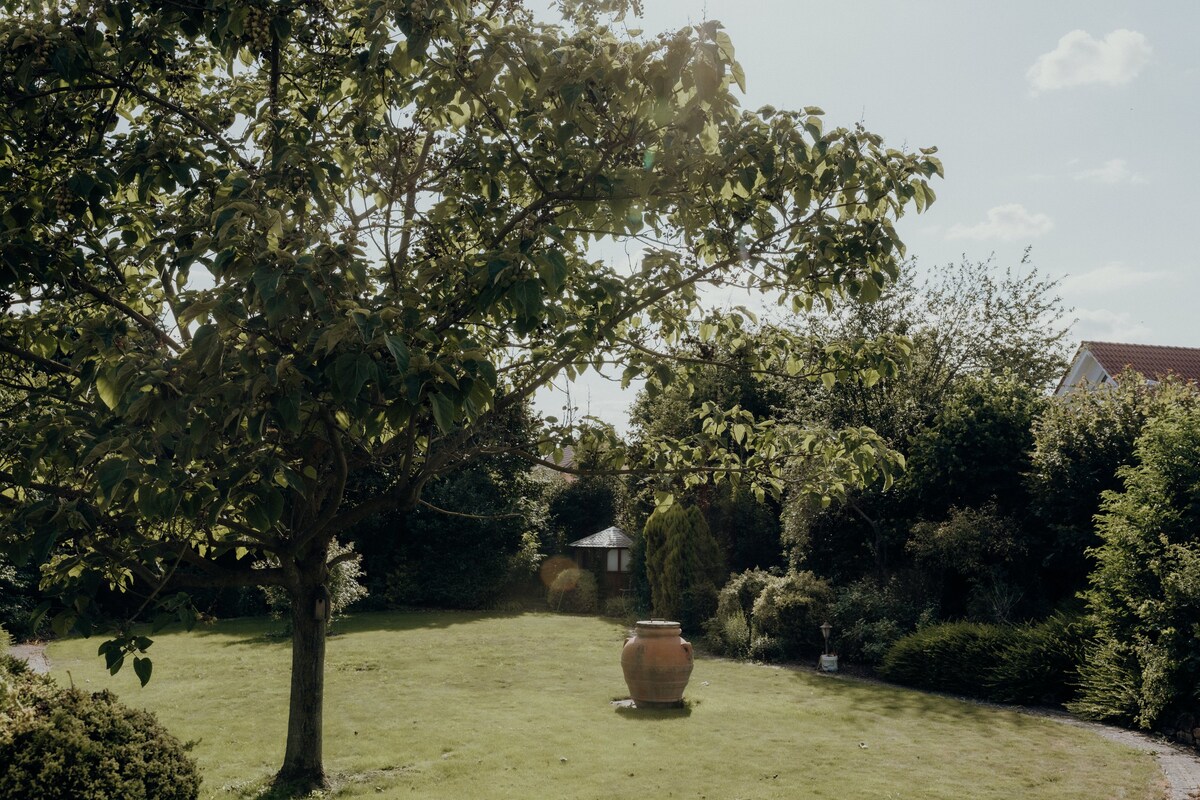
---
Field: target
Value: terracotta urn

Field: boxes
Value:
[621,620,694,708]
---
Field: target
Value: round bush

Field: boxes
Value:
[547,568,598,614]
[0,656,200,799]
[750,570,833,656]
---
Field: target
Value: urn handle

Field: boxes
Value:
[682,642,693,658]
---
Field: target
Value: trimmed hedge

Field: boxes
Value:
[878,613,1092,705]
[0,656,200,799]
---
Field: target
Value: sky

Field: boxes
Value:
[533,0,1200,433]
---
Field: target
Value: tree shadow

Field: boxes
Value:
[189,608,546,647]
[784,665,1052,731]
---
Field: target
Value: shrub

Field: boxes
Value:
[0,656,200,799]
[705,605,753,657]
[750,570,833,657]
[0,625,9,656]
[547,568,598,614]
[987,611,1093,705]
[602,596,637,620]
[878,616,1092,705]
[878,622,1021,696]
[706,569,774,657]
[1072,400,1200,728]
[830,572,939,666]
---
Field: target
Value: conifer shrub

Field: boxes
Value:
[878,615,1092,705]
[0,656,200,800]
[547,568,598,614]
[878,622,1020,696]
[642,503,725,631]
[986,611,1093,705]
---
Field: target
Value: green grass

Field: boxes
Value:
[48,611,1165,800]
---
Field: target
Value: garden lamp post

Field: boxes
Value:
[820,622,832,655]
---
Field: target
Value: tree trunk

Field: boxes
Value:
[275,581,329,792]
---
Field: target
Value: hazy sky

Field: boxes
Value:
[534,0,1200,432]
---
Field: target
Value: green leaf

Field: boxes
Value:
[133,655,153,686]
[430,393,455,433]
[385,334,410,372]
[333,353,376,402]
[96,371,122,410]
[537,249,569,293]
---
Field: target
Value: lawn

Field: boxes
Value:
[47,611,1165,800]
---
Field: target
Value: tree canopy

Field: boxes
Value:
[0,0,939,788]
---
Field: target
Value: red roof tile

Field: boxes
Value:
[1084,341,1200,384]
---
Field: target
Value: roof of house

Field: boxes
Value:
[1081,341,1200,384]
[567,526,633,549]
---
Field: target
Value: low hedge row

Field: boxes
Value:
[878,612,1093,706]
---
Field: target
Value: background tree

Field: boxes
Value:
[1026,375,1200,591]
[0,0,938,789]
[1071,400,1200,728]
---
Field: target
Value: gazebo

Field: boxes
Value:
[567,525,633,595]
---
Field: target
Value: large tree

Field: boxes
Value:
[0,0,938,789]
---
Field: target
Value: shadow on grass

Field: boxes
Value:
[188,608,547,647]
[613,700,695,720]
[785,667,1051,731]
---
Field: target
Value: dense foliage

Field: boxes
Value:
[0,656,201,800]
[705,567,831,660]
[643,503,725,630]
[1026,376,1199,590]
[1071,401,1200,728]
[878,614,1092,706]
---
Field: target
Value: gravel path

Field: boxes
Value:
[8,642,51,674]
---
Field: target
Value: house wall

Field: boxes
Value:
[1056,351,1112,396]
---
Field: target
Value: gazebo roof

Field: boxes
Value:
[567,526,633,549]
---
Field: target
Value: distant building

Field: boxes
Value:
[1055,341,1200,397]
[567,525,633,595]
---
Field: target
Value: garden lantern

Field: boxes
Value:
[818,622,838,673]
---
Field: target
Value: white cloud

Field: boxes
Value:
[1073,158,1146,185]
[1061,262,1166,293]
[1073,308,1151,341]
[946,204,1054,241]
[1027,29,1151,93]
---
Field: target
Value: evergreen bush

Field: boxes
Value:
[878,615,1092,705]
[0,656,200,799]
[642,504,725,630]
[830,573,939,666]
[986,611,1093,706]
[1071,401,1200,728]
[878,622,1020,696]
